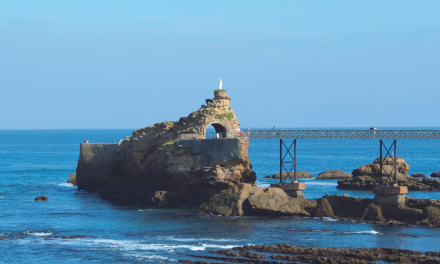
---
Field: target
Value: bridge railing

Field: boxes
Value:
[178,130,440,140]
[245,130,440,140]
[178,132,247,140]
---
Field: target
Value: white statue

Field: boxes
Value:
[218,79,222,90]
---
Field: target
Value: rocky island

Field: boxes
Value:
[74,89,440,227]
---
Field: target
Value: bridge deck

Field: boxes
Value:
[179,130,440,140]
[245,130,440,140]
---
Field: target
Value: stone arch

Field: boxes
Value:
[203,119,235,138]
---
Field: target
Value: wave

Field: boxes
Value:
[26,232,53,236]
[346,230,381,235]
[123,253,170,261]
[322,217,337,222]
[58,183,76,187]
[56,238,239,252]
[156,236,240,243]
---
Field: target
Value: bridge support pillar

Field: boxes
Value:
[276,139,306,194]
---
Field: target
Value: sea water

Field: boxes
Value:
[0,129,439,263]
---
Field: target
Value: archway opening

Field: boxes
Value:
[206,123,227,139]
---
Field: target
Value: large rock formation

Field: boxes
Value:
[76,90,256,207]
[337,157,437,191]
[316,170,351,179]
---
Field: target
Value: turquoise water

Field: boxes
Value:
[1,129,439,263]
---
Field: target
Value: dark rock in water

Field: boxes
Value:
[198,183,254,216]
[67,173,77,186]
[425,206,440,226]
[272,171,313,179]
[362,204,385,221]
[337,157,437,191]
[263,175,272,178]
[35,196,47,201]
[431,172,440,178]
[422,177,440,189]
[316,170,351,179]
[312,198,334,217]
[411,173,426,178]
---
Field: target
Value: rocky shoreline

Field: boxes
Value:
[179,243,440,264]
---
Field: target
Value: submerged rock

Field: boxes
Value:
[35,196,47,201]
[272,171,313,179]
[316,170,351,179]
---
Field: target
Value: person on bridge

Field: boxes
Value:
[272,126,275,130]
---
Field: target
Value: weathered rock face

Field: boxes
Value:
[316,170,351,180]
[94,91,256,207]
[352,157,410,177]
[337,158,437,191]
[76,143,118,191]
[272,171,313,179]
[247,187,309,216]
[198,183,254,216]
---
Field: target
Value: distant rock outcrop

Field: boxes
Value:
[337,157,437,191]
[431,172,440,178]
[316,170,351,180]
[272,171,313,179]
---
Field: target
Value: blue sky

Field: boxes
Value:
[1,1,439,129]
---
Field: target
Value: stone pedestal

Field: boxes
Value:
[269,182,305,191]
[269,182,306,201]
[373,186,408,195]
[373,194,407,210]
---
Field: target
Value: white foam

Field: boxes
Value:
[27,232,53,236]
[123,253,170,260]
[138,209,154,212]
[0,197,4,199]
[322,217,337,222]
[58,183,76,187]
[258,184,270,187]
[346,230,381,235]
[157,236,239,243]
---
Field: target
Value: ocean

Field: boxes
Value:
[1,128,439,263]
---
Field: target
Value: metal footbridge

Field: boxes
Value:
[178,130,440,186]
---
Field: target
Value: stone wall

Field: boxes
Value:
[179,138,245,161]
[76,143,118,191]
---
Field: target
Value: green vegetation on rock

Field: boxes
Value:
[214,89,226,93]
[215,112,234,121]
[162,140,177,147]
[208,106,216,113]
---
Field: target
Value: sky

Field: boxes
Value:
[0,1,439,129]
